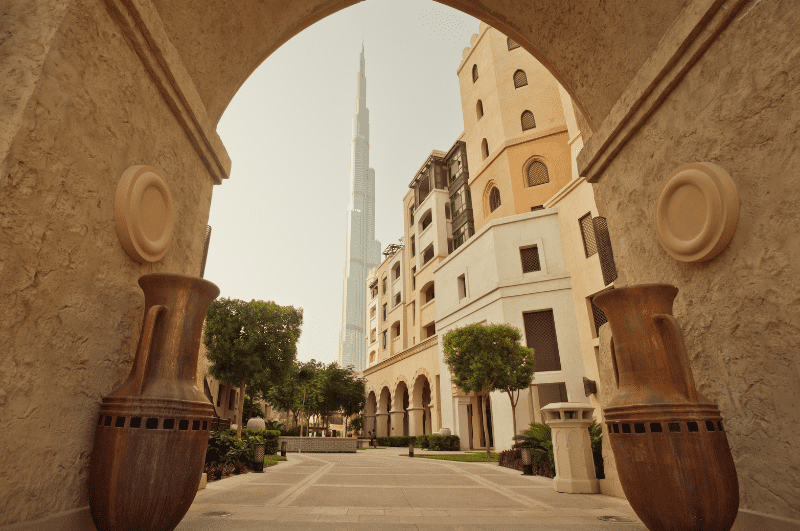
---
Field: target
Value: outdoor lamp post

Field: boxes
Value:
[280,441,287,458]
[408,441,414,457]
[520,447,533,476]
[252,441,265,473]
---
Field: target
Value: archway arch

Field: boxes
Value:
[392,379,410,437]
[152,1,690,137]
[410,370,434,435]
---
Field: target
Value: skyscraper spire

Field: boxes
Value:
[339,47,381,371]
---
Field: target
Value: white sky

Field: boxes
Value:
[206,0,479,364]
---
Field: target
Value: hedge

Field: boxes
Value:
[376,434,460,451]
[498,449,555,477]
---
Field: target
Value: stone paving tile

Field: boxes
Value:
[510,488,623,509]
[347,508,385,515]
[198,484,290,506]
[247,473,315,484]
[392,474,479,486]
[316,473,398,485]
[309,507,349,515]
[401,486,526,509]
[293,486,412,507]
[384,508,423,516]
[359,515,401,523]
[315,514,361,523]
[420,509,450,516]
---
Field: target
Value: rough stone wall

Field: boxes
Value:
[0,0,215,525]
[592,0,800,520]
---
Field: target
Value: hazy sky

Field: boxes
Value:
[206,1,480,364]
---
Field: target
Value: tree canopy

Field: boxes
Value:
[204,298,303,437]
[442,323,535,456]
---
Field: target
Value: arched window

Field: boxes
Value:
[513,69,528,88]
[507,37,521,51]
[521,110,536,131]
[527,160,549,187]
[472,64,479,83]
[489,187,501,212]
[481,138,489,160]
[476,99,484,119]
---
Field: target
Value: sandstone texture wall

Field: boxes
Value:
[0,0,214,525]
[592,0,800,520]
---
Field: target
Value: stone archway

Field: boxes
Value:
[391,380,410,437]
[410,373,433,436]
[377,386,392,438]
[365,390,377,436]
[3,1,799,528]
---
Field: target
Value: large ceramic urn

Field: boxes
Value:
[89,273,219,531]
[593,284,738,531]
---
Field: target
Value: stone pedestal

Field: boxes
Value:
[408,407,424,436]
[389,410,405,436]
[541,402,600,494]
[376,413,389,437]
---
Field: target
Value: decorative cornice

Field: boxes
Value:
[104,0,231,184]
[577,0,749,184]
[362,335,438,376]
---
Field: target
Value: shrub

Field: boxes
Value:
[513,422,554,470]
[206,431,248,466]
[414,434,430,448]
[280,425,301,437]
[589,420,605,479]
[219,428,281,456]
[498,449,522,471]
[426,434,460,451]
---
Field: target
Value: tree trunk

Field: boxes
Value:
[481,392,492,459]
[248,396,253,424]
[507,390,518,440]
[236,379,245,439]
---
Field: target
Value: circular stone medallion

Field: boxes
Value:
[655,162,739,262]
[114,165,175,263]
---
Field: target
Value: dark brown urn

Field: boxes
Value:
[593,284,738,531]
[89,273,219,531]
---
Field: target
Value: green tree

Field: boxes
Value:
[316,363,366,435]
[241,393,265,426]
[349,414,365,437]
[442,323,535,457]
[204,298,303,439]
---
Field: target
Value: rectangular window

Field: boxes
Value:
[371,328,376,342]
[411,267,416,289]
[531,205,544,211]
[395,292,401,307]
[409,205,415,226]
[520,246,541,273]
[216,386,222,407]
[590,295,609,338]
[228,389,236,410]
[411,301,415,325]
[382,330,388,349]
[410,236,415,257]
[382,277,388,294]
[523,309,561,372]
[580,213,598,258]
[382,304,387,321]
[448,239,454,254]
[457,274,467,300]
[424,322,436,339]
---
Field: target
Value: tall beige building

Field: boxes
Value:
[361,24,618,475]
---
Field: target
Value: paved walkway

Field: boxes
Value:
[176,448,645,530]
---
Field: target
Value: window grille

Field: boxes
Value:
[489,187,501,212]
[521,110,536,131]
[507,37,520,51]
[472,64,478,82]
[531,205,544,211]
[523,310,561,372]
[591,297,608,338]
[593,217,618,285]
[580,213,598,257]
[382,331,388,349]
[513,69,528,88]
[520,247,541,273]
[526,160,548,186]
[383,304,387,320]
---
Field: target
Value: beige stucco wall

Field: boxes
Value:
[0,0,214,525]
[590,0,800,520]
[435,210,588,452]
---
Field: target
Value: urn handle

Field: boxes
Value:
[131,304,167,396]
[652,314,698,402]
[609,337,620,389]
